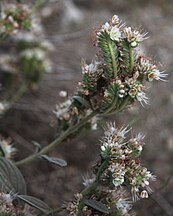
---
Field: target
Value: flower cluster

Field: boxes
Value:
[55,14,167,131]
[64,121,155,215]
[0,3,32,36]
[0,192,16,215]
[100,123,156,201]
[64,193,83,216]
[0,3,53,108]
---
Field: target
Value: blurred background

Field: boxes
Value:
[0,0,173,215]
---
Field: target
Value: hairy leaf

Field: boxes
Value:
[0,157,26,194]
[17,195,51,213]
[41,155,67,167]
[84,199,110,214]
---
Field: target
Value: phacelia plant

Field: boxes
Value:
[0,7,167,216]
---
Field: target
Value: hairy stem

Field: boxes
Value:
[15,109,98,167]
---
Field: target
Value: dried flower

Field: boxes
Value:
[0,138,16,159]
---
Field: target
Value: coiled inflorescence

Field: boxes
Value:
[55,15,167,131]
[100,122,156,202]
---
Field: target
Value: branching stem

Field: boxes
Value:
[15,109,99,167]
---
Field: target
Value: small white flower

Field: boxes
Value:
[123,27,148,43]
[148,69,168,82]
[136,91,149,106]
[110,26,121,41]
[101,22,110,32]
[81,59,102,74]
[20,48,46,60]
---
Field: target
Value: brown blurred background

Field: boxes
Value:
[1,0,173,215]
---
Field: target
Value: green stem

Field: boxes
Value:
[15,109,99,167]
[10,83,28,104]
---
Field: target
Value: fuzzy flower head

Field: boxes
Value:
[107,188,133,215]
[63,193,83,216]
[0,192,16,214]
[98,15,122,41]
[148,69,168,82]
[123,27,148,46]
[108,161,126,186]
[81,58,103,75]
[101,122,131,159]
[137,57,167,82]
[0,3,32,35]
[125,79,149,106]
[99,123,156,203]
[127,160,156,201]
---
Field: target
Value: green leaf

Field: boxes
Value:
[41,155,67,167]
[84,199,110,214]
[98,31,119,79]
[17,195,51,213]
[73,95,90,108]
[0,157,26,194]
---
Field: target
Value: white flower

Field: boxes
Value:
[101,22,110,32]
[123,27,148,43]
[136,91,149,106]
[148,69,168,82]
[20,48,46,60]
[81,59,102,74]
[110,26,121,41]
